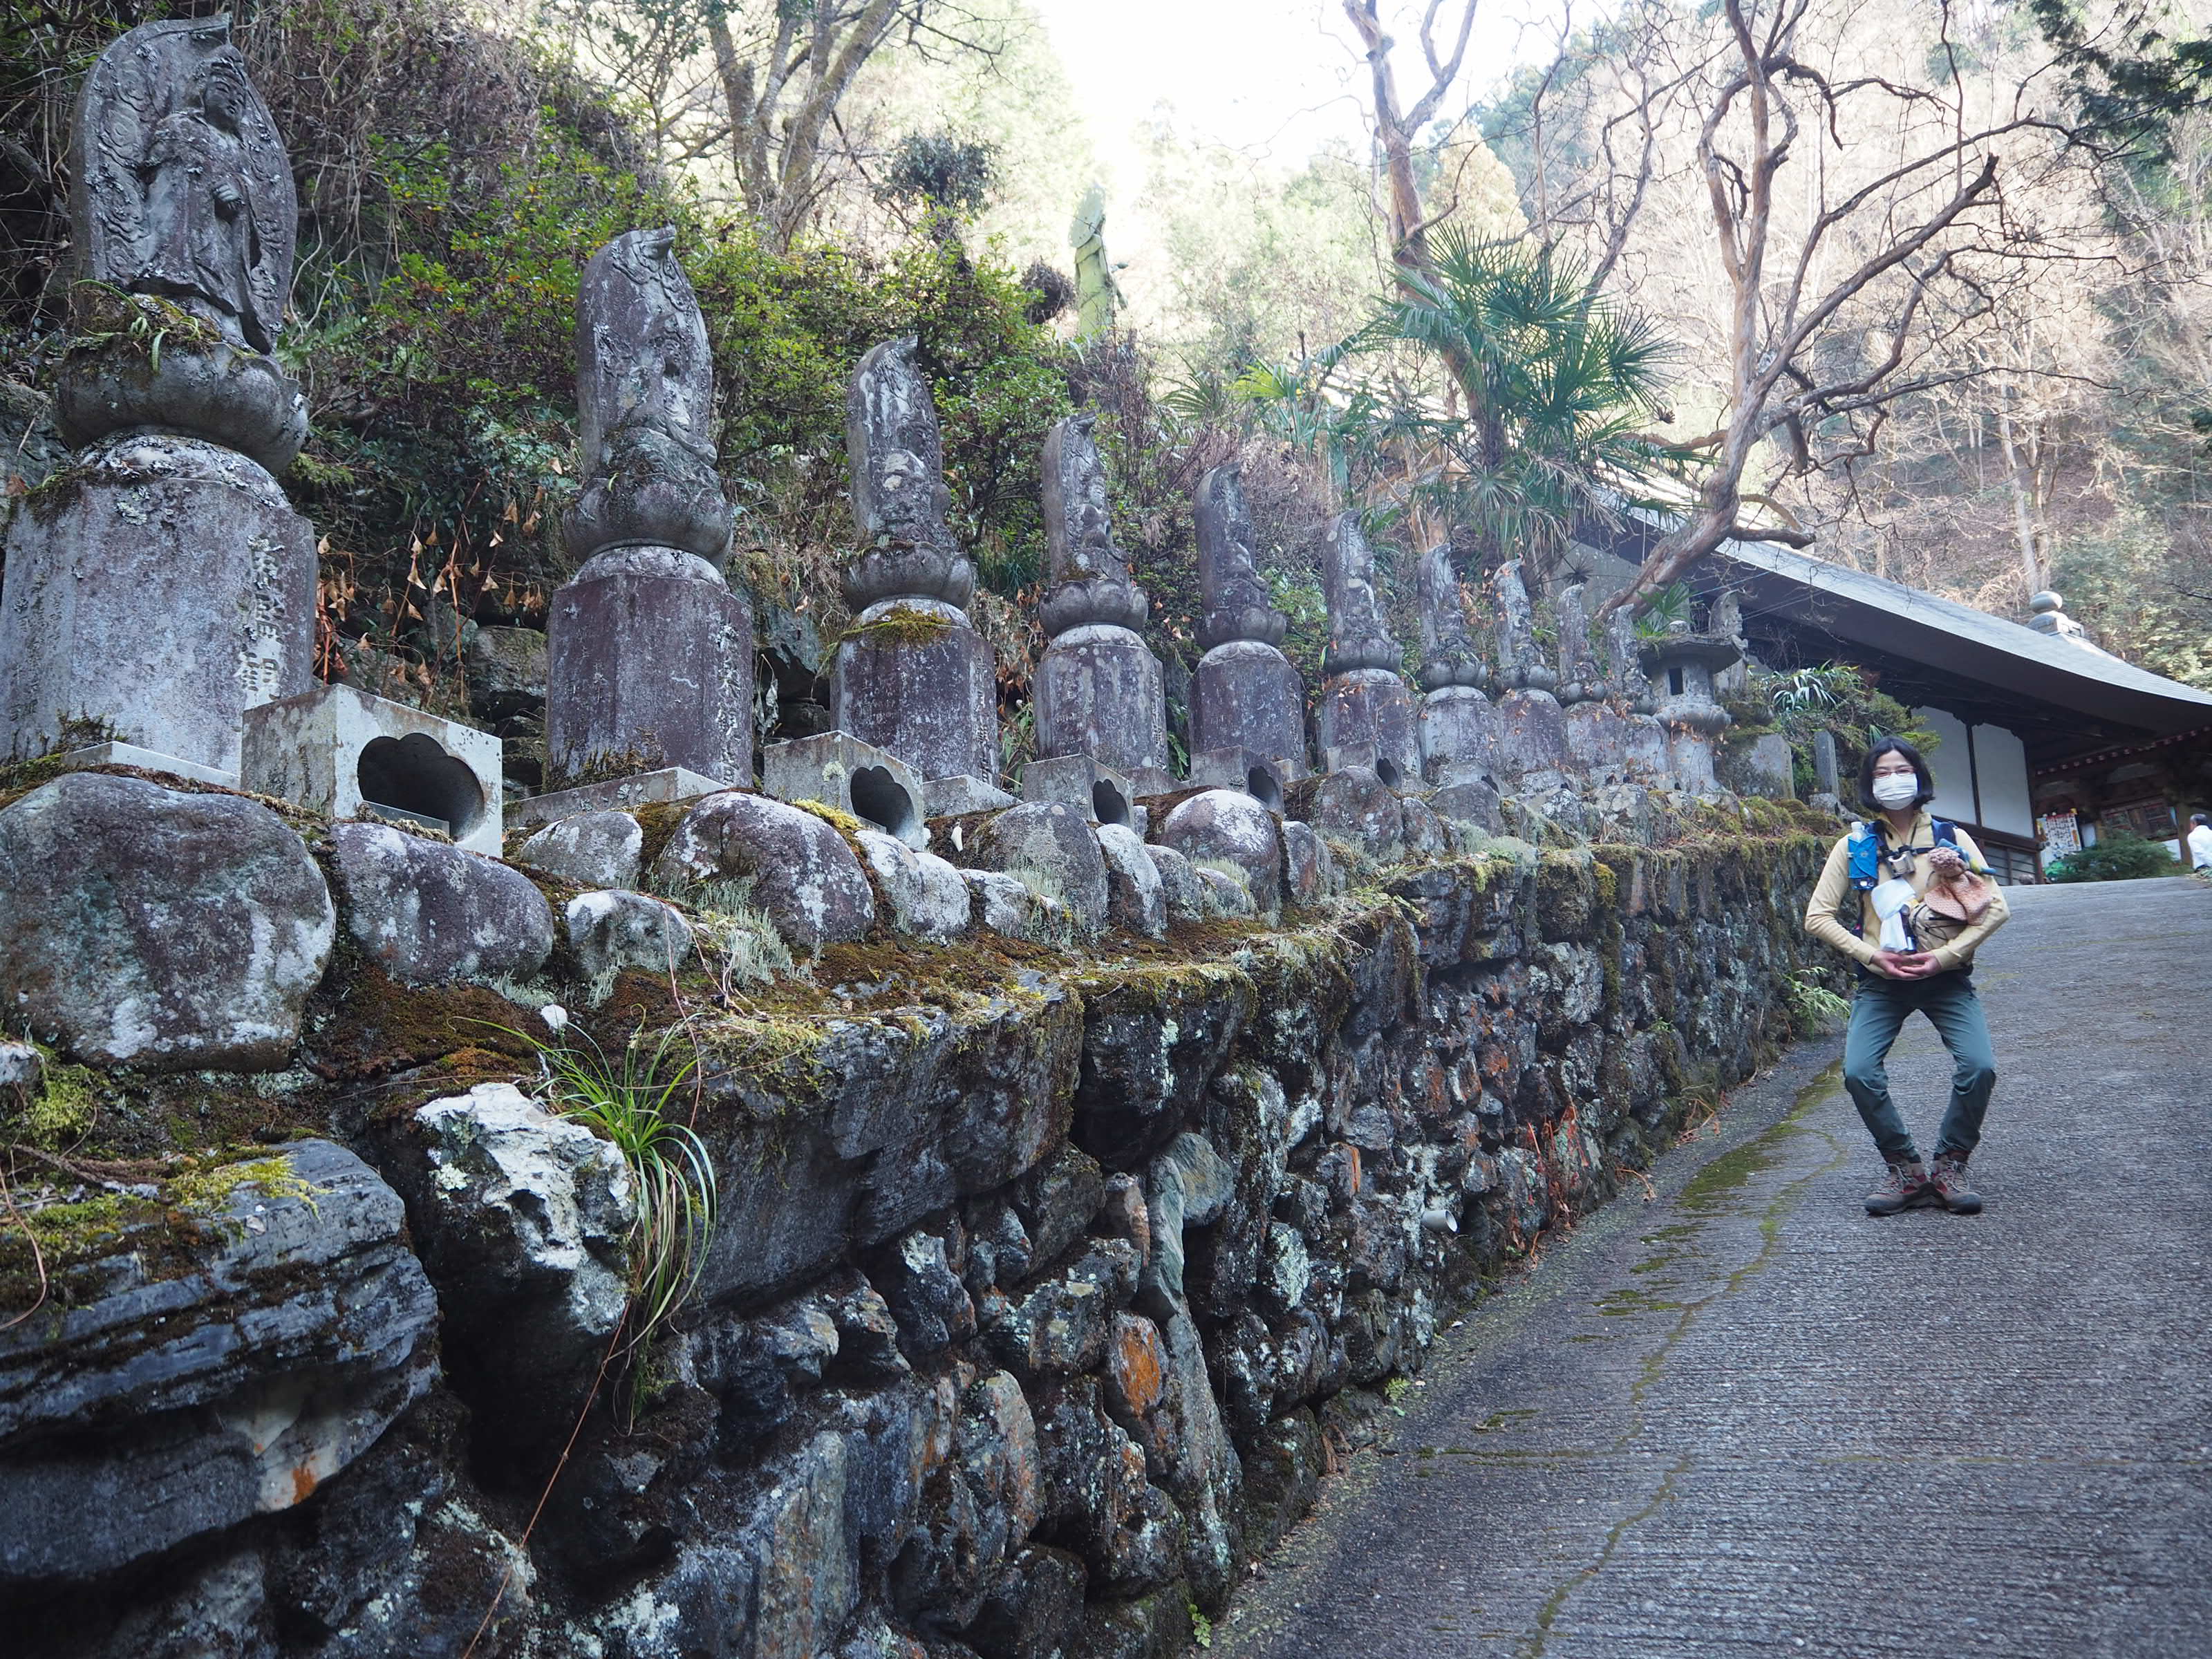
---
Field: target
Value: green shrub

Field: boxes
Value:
[2045,832,2180,882]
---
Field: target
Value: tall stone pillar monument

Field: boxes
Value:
[1188,463,1306,778]
[1489,561,1568,786]
[1315,513,1419,784]
[1032,413,1171,789]
[546,227,753,790]
[0,19,314,778]
[1414,543,1496,785]
[830,338,997,790]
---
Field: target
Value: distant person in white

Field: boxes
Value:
[2188,812,2212,883]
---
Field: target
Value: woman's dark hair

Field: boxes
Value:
[1859,735,1937,810]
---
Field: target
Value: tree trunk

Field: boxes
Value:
[1996,398,2042,594]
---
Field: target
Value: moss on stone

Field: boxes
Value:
[840,605,953,649]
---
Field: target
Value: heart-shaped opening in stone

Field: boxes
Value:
[1374,756,1403,790]
[1244,766,1283,812]
[357,733,485,838]
[850,764,918,841]
[1091,778,1132,828]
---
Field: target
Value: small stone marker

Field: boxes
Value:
[1188,464,1309,779]
[546,227,754,790]
[1813,729,1841,796]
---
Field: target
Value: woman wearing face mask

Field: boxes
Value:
[1803,737,2010,1216]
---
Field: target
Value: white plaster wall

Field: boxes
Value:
[1970,723,2034,838]
[1912,706,1978,823]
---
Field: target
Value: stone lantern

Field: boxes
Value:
[1639,626,1740,794]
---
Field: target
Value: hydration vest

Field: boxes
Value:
[1840,817,1970,939]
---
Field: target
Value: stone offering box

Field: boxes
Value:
[242,684,503,855]
[1188,744,1297,812]
[509,766,733,834]
[762,731,928,847]
[1020,753,1136,827]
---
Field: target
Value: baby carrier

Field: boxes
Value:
[1841,818,1992,949]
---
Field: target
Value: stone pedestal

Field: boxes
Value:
[1419,686,1498,787]
[1493,689,1568,783]
[1033,624,1170,778]
[1669,731,1718,795]
[762,730,928,845]
[1624,715,1671,784]
[1021,753,1136,827]
[1562,701,1633,785]
[546,545,754,790]
[0,433,315,776]
[243,684,505,856]
[1190,640,1306,772]
[832,598,997,782]
[1316,669,1420,788]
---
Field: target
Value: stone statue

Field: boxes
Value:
[565,227,731,566]
[1195,464,1287,650]
[1416,543,1485,691]
[1604,609,1658,715]
[841,336,974,611]
[1039,413,1146,635]
[1069,183,1124,338]
[1320,514,1403,675]
[1315,513,1419,782]
[1554,583,1604,704]
[73,17,294,355]
[1,16,314,777]
[1188,462,1304,774]
[831,339,996,785]
[547,227,753,790]
[1031,415,1167,780]
[1490,561,1557,693]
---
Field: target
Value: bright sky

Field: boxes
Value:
[1024,0,1559,189]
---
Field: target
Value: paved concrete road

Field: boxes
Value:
[1215,876,2212,1659]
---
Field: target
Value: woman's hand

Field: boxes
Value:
[1874,948,1940,980]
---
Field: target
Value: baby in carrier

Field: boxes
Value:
[1905,844,1993,950]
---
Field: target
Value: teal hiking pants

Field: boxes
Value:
[1842,970,1998,1164]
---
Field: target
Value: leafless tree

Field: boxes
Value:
[1340,0,1483,276]
[1589,0,2102,620]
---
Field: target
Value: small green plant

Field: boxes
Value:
[489,1015,718,1412]
[1188,1597,1214,1649]
[1783,968,1852,1034]
[2045,832,2181,883]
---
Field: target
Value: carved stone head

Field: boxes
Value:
[847,337,955,552]
[1320,513,1402,677]
[1038,413,1145,635]
[73,17,296,355]
[577,227,715,474]
[1194,463,1286,650]
[1416,543,1486,691]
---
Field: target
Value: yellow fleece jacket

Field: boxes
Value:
[1803,809,2011,973]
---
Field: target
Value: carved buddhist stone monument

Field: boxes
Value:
[0,17,314,778]
[546,227,753,791]
[1488,561,1567,787]
[1602,608,1672,785]
[1557,581,1633,782]
[1188,463,1307,780]
[1314,514,1419,785]
[1031,413,1170,791]
[1414,543,1497,787]
[830,337,998,791]
[1642,624,1740,795]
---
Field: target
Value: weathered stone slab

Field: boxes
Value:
[243,682,505,856]
[0,1140,436,1589]
[517,809,644,890]
[1419,684,1497,787]
[466,624,547,718]
[832,598,999,783]
[764,729,927,846]
[926,774,1018,818]
[0,772,334,1069]
[1186,744,1296,811]
[652,790,876,952]
[545,544,756,789]
[0,433,314,775]
[509,766,731,832]
[1494,688,1568,782]
[1033,626,1170,778]
[1190,639,1306,772]
[331,821,555,986]
[1295,767,1402,863]
[1315,668,1421,788]
[53,742,238,787]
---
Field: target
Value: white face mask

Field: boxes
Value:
[1870,772,1920,809]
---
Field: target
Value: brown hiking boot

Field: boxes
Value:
[1927,1154,1983,1215]
[1864,1159,1931,1216]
